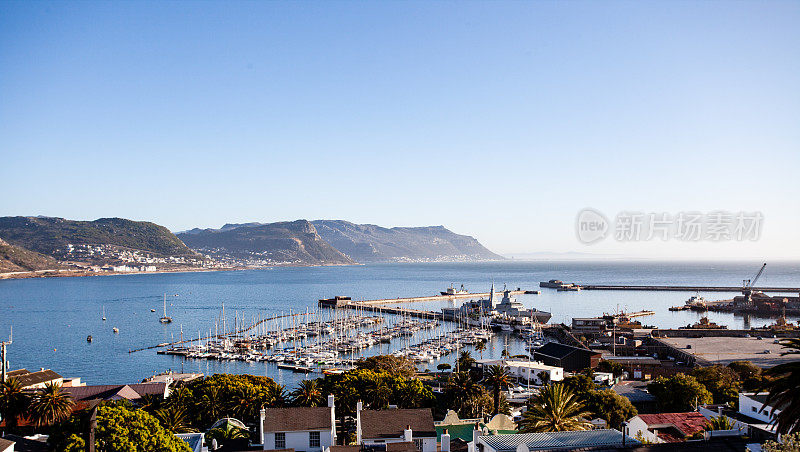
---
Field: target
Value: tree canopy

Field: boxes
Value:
[647,374,712,412]
[52,404,191,452]
[691,365,741,404]
[355,355,418,379]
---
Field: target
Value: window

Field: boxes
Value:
[752,406,757,412]
[275,432,286,449]
[310,431,320,448]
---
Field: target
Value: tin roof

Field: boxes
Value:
[478,430,639,451]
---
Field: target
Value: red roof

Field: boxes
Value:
[638,412,707,442]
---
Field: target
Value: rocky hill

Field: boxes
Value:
[0,237,63,273]
[312,220,503,262]
[0,216,198,261]
[176,220,354,266]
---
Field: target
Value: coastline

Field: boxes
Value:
[0,262,365,281]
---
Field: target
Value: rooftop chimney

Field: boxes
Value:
[259,408,266,447]
[328,394,335,408]
[356,401,363,444]
[403,425,413,442]
[441,429,450,452]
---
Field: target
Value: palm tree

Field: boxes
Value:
[198,386,223,423]
[206,423,249,449]
[484,365,511,415]
[228,385,261,422]
[458,351,475,372]
[519,383,592,432]
[264,383,288,407]
[28,382,75,427]
[291,380,324,407]
[167,385,193,410]
[138,393,164,414]
[0,377,30,431]
[446,372,484,418]
[705,415,737,432]
[762,338,800,434]
[475,341,486,359]
[155,404,197,433]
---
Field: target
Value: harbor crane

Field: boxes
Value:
[742,262,767,303]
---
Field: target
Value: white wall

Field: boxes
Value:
[739,394,780,425]
[505,363,563,384]
[625,416,662,444]
[263,430,333,452]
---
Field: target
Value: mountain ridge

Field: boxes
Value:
[0,216,198,259]
[176,220,354,266]
[311,220,503,262]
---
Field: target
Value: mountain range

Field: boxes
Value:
[0,216,502,272]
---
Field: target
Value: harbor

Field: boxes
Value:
[145,285,559,374]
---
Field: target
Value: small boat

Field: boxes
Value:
[112,327,119,334]
[87,335,93,342]
[102,306,106,321]
[160,294,172,324]
[151,309,156,312]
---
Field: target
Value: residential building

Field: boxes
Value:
[626,412,708,443]
[612,381,658,414]
[532,343,601,372]
[259,395,336,452]
[357,404,437,452]
[63,382,170,402]
[5,369,63,390]
[473,359,563,385]
[696,393,781,441]
[474,430,639,452]
[0,438,12,452]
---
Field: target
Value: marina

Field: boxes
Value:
[2,260,800,386]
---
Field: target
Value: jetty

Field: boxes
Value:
[321,300,444,320]
[319,290,526,307]
[576,284,800,293]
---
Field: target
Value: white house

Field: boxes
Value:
[259,395,336,452]
[738,393,780,426]
[625,412,708,443]
[695,394,782,442]
[357,404,437,452]
[475,359,563,385]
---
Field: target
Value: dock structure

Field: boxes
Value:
[620,310,655,318]
[331,301,445,320]
[578,285,800,293]
[319,290,526,307]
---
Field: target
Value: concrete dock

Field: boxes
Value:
[353,290,526,305]
[579,284,800,293]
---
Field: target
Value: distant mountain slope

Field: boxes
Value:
[176,220,354,266]
[0,237,63,273]
[311,220,503,262]
[0,216,197,258]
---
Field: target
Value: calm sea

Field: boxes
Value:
[1,260,798,388]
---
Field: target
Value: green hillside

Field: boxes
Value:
[0,216,197,258]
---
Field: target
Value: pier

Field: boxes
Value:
[322,300,444,320]
[577,284,800,293]
[320,290,526,307]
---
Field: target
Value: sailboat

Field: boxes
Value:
[160,294,173,324]
[102,306,106,321]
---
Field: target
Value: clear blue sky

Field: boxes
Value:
[1,1,798,258]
